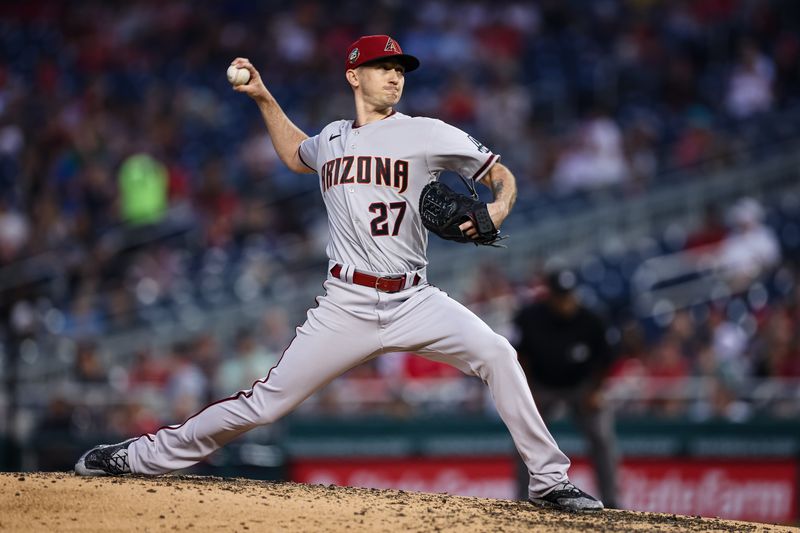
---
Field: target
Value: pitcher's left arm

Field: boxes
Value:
[460,162,518,238]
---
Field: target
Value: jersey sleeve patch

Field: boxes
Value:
[468,135,491,154]
[427,120,500,181]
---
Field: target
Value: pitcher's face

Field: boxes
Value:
[351,60,405,108]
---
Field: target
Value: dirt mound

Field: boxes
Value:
[0,472,794,532]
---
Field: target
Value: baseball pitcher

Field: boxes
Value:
[75,35,602,512]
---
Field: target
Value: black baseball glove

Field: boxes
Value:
[419,181,503,246]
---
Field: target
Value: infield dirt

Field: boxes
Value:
[0,472,796,532]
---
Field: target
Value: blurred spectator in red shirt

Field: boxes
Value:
[685,204,727,252]
[671,108,717,169]
[195,158,240,246]
[403,354,461,380]
[440,75,477,126]
[754,308,800,378]
[74,341,108,384]
[645,335,691,417]
[127,348,171,389]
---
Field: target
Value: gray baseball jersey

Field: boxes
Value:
[125,112,572,499]
[297,112,500,274]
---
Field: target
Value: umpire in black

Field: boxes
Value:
[513,269,619,508]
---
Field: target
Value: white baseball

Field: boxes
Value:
[227,66,251,86]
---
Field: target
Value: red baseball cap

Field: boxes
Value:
[344,35,420,73]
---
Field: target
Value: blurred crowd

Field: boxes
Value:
[29,194,800,447]
[0,0,799,446]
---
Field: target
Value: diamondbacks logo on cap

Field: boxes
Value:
[384,38,398,52]
[349,48,360,64]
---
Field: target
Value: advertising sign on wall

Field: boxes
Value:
[569,458,797,524]
[292,457,798,523]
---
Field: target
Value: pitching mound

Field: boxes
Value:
[0,473,794,532]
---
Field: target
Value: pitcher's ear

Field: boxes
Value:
[345,68,359,88]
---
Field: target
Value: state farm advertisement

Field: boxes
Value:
[570,458,798,524]
[291,457,798,523]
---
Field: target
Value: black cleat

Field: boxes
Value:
[74,438,138,476]
[530,481,604,512]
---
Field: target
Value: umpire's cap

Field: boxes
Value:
[345,35,420,73]
[545,269,578,294]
